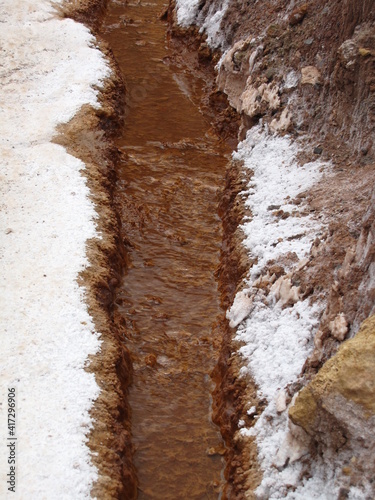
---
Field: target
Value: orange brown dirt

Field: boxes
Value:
[166,14,241,148]
[56,1,138,498]
[212,163,263,499]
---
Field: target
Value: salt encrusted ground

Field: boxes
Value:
[0,1,110,497]
[226,126,336,498]
[173,1,364,497]
[229,154,370,494]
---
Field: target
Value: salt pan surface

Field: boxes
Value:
[0,1,110,497]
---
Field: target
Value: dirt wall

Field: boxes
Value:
[169,0,375,497]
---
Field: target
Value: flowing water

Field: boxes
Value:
[102,1,230,497]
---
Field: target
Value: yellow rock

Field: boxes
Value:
[289,315,375,434]
[358,47,371,57]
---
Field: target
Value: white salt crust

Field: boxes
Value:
[0,1,110,497]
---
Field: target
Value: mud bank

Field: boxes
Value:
[212,161,263,499]
[57,2,137,497]
[169,0,375,498]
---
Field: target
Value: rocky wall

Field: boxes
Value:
[213,0,375,162]
[290,315,375,498]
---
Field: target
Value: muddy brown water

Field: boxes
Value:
[102,1,231,497]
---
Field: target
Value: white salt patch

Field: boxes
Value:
[237,298,322,402]
[233,125,324,280]
[198,0,229,48]
[216,48,229,70]
[247,406,257,416]
[226,289,254,328]
[283,70,299,90]
[228,126,344,497]
[175,0,201,26]
[0,0,110,497]
[175,0,229,48]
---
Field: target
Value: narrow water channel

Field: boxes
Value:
[102,1,230,497]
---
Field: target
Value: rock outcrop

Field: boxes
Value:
[214,0,375,159]
[290,315,375,495]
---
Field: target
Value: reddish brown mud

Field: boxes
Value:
[56,1,138,497]
[101,0,232,497]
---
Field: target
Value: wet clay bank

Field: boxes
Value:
[101,0,234,498]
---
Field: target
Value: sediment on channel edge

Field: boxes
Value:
[166,4,240,149]
[58,0,266,497]
[211,160,263,499]
[55,1,138,497]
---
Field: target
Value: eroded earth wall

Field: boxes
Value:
[170,0,375,498]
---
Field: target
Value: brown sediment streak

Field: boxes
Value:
[55,1,137,498]
[100,0,231,496]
